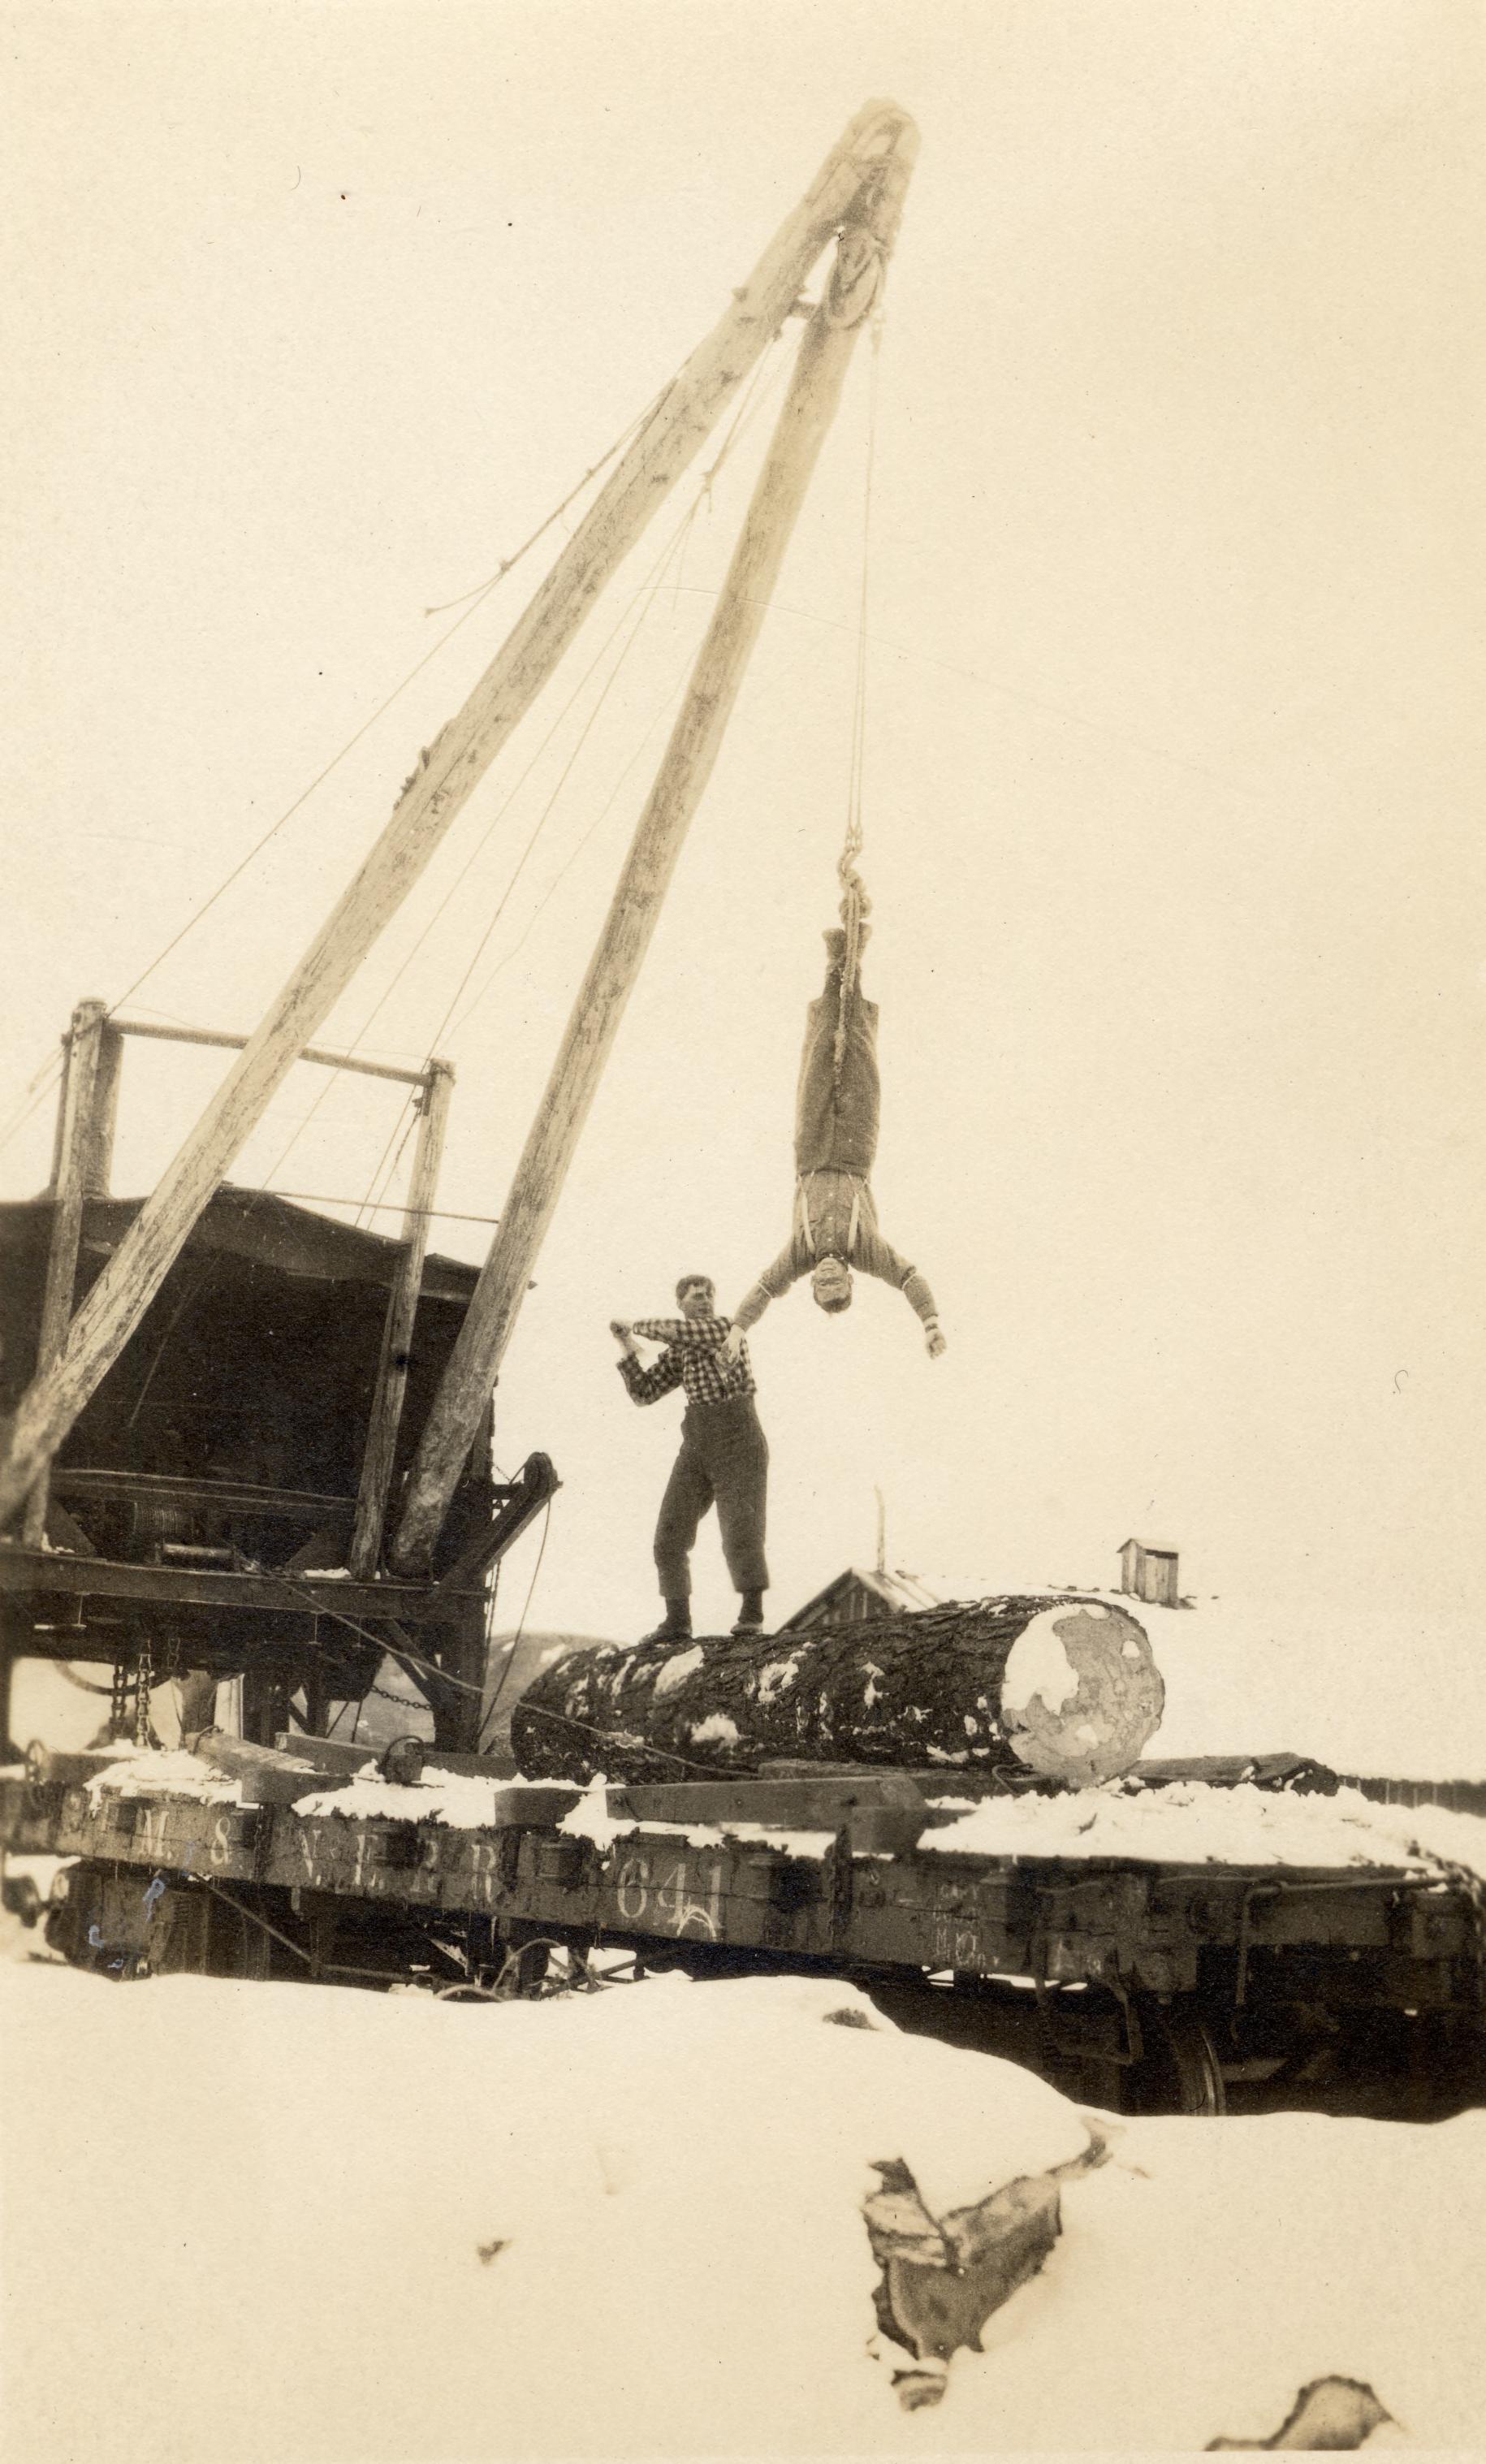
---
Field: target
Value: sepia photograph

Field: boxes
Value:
[2,3,1482,2456]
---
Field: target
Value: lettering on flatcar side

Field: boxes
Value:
[932,1917,983,1968]
[608,1850,724,1939]
[657,1856,723,1940]
[613,1852,649,1923]
[468,1840,498,1908]
[1047,1934,1084,1980]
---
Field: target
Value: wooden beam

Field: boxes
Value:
[20,1001,109,1543]
[0,1545,473,1628]
[0,102,917,1532]
[431,1449,559,1596]
[348,1059,454,1576]
[51,1468,354,1524]
[79,1021,123,1199]
[110,1014,436,1087]
[391,138,918,1572]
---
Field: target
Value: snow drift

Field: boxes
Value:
[2,1952,1483,2456]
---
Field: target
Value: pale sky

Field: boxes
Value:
[3,3,1482,1760]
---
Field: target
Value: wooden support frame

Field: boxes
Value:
[3,1008,452,1541]
[349,1059,454,1576]
[23,1001,112,1544]
[0,1544,474,1627]
[431,1450,559,1597]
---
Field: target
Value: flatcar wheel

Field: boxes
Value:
[1125,1999,1226,2116]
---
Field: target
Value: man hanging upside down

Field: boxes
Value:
[611,1275,769,1642]
[729,925,947,1355]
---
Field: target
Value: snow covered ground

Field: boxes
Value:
[2,1947,1483,2458]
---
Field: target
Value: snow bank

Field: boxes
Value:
[2,1954,1483,2456]
[925,1778,1486,1881]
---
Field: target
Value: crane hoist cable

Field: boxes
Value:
[834,263,884,1079]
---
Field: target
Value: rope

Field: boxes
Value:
[348,508,704,1222]
[56,1662,119,1697]
[477,1498,554,1749]
[833,300,883,1079]
[270,1191,503,1226]
[0,331,792,1181]
[0,1051,64,1157]
[343,329,793,1208]
[446,345,798,1044]
[266,1576,487,1703]
[101,387,669,1027]
[265,446,722,1211]
[514,1698,728,1780]
[0,391,659,1181]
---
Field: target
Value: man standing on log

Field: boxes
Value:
[611,1275,769,1641]
[728,926,947,1354]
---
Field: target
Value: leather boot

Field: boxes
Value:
[640,1598,692,1645]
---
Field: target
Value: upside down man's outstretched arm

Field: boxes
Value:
[729,932,945,1355]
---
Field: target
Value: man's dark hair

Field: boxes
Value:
[675,1273,715,1304]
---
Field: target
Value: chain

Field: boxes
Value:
[109,1658,132,1742]
[134,1641,155,1748]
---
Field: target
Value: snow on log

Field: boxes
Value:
[510,1594,1165,1787]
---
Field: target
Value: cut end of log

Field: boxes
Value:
[998,1600,1164,1785]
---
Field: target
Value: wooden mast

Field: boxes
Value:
[391,132,918,1573]
[347,1057,453,1576]
[20,1001,114,1547]
[0,102,916,1534]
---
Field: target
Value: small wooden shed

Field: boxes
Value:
[778,1564,946,1633]
[1119,1538,1180,1608]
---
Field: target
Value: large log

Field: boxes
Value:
[510,1595,1165,1789]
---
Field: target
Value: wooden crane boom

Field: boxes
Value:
[0,101,917,1536]
[391,140,918,1570]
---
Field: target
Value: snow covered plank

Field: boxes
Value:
[0,1778,259,1873]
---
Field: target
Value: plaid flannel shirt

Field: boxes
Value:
[617,1312,756,1407]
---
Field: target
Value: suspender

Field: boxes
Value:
[798,1172,864,1261]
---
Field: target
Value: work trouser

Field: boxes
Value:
[654,1393,769,1597]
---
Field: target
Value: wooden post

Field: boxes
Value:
[0,103,917,1532]
[391,138,918,1574]
[348,1059,454,1577]
[19,1002,110,1543]
[79,1022,123,1199]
